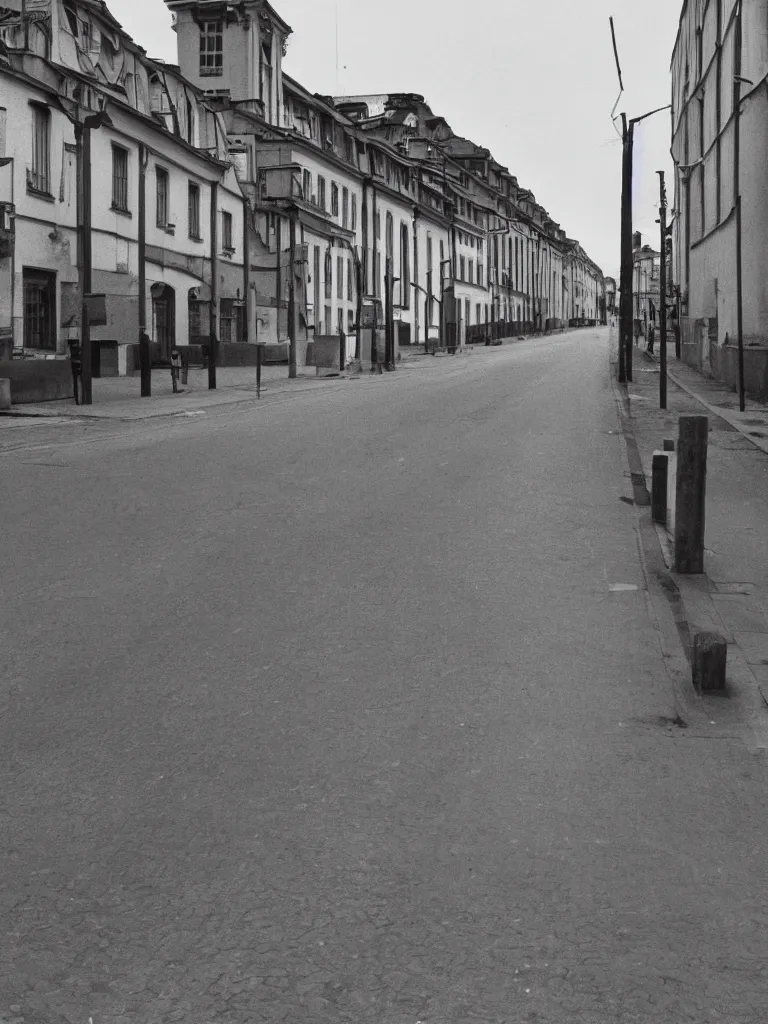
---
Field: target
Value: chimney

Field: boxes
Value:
[633,231,642,250]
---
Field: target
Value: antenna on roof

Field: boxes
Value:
[335,4,339,96]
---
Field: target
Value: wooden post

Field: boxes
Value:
[139,330,151,398]
[651,453,668,524]
[693,631,727,692]
[674,415,708,574]
[256,340,262,397]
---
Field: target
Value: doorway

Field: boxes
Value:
[23,268,56,350]
[151,283,175,361]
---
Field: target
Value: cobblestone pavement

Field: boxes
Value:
[2,329,767,1024]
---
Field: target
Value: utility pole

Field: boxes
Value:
[658,170,668,409]
[733,0,746,412]
[288,214,296,378]
[77,108,111,405]
[618,113,633,384]
[138,144,150,396]
[384,255,392,370]
[610,17,669,386]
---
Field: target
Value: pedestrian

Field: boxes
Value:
[170,347,183,393]
[647,322,655,354]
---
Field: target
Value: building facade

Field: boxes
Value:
[340,94,605,343]
[671,0,768,391]
[1,0,607,380]
[0,0,247,373]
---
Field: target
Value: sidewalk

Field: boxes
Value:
[617,331,768,748]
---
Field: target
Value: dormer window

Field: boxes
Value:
[200,20,223,77]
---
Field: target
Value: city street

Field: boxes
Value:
[2,328,767,1024]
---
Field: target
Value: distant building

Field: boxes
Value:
[671,0,768,392]
[632,234,660,337]
[336,93,605,341]
[605,277,617,317]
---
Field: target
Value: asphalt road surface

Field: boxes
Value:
[2,329,767,1024]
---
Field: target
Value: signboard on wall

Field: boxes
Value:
[84,293,107,326]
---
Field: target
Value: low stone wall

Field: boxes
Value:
[698,343,768,401]
[0,359,74,404]
[125,341,290,373]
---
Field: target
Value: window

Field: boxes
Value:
[219,298,243,345]
[342,186,349,228]
[318,176,326,210]
[188,181,200,238]
[460,255,465,281]
[325,249,332,299]
[478,261,483,287]
[200,20,223,77]
[261,38,273,116]
[186,97,195,145]
[331,182,339,217]
[111,145,129,212]
[337,255,343,299]
[351,193,357,231]
[385,212,394,261]
[313,246,321,327]
[29,104,51,194]
[23,268,56,350]
[347,258,353,301]
[426,232,433,322]
[468,260,474,284]
[302,168,311,202]
[400,222,410,309]
[222,210,233,251]
[156,167,169,227]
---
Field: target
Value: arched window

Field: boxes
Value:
[385,212,394,261]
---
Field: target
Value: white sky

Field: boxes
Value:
[111,0,682,281]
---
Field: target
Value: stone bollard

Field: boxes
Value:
[0,378,10,411]
[692,631,727,692]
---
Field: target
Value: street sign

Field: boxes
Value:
[84,293,107,326]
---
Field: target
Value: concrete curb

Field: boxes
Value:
[608,357,709,728]
[641,348,768,457]
[620,350,768,746]
[0,377,353,422]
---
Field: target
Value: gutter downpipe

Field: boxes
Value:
[734,0,745,411]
